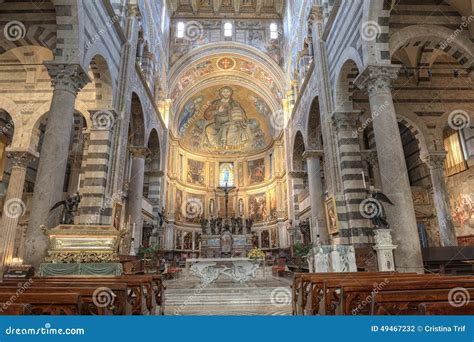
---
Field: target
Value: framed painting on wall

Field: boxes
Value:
[112,202,124,230]
[325,197,339,235]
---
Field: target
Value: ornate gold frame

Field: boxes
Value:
[325,197,339,235]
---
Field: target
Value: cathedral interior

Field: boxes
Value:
[0,0,473,317]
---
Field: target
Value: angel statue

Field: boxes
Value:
[50,192,81,225]
[363,189,394,229]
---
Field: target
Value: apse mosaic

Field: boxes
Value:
[178,85,273,155]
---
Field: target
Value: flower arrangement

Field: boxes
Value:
[247,247,265,260]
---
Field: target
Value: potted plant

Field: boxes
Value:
[247,247,265,262]
[292,241,313,271]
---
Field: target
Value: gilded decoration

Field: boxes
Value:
[177,85,273,155]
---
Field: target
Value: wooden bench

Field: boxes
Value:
[324,275,474,315]
[29,275,159,315]
[0,293,81,315]
[373,288,474,315]
[418,301,474,315]
[0,304,31,315]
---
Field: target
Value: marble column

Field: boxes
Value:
[302,150,327,243]
[25,63,90,269]
[127,146,150,252]
[422,151,458,246]
[0,149,38,275]
[355,65,423,273]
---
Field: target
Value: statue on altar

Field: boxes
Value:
[50,192,81,225]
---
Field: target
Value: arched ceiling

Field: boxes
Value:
[170,42,286,158]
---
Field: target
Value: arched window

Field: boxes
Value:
[270,23,278,39]
[444,128,468,176]
[176,22,185,38]
[224,22,233,37]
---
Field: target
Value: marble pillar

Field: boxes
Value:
[25,63,90,269]
[422,151,458,246]
[0,149,38,275]
[302,150,327,243]
[127,146,150,252]
[355,65,423,273]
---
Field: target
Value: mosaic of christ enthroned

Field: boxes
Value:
[178,85,273,155]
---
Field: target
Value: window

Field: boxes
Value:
[219,163,234,187]
[224,22,233,37]
[270,23,278,39]
[176,22,185,38]
[161,1,167,33]
[444,128,468,176]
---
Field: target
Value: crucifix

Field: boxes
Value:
[218,169,236,230]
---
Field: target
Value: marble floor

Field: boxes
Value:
[164,271,293,316]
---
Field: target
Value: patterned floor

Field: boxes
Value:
[164,271,293,316]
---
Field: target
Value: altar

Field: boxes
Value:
[186,257,265,284]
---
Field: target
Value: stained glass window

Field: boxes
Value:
[219,162,234,187]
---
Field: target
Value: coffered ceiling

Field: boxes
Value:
[170,0,285,18]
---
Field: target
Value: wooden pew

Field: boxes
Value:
[0,304,31,315]
[373,288,474,315]
[337,276,474,315]
[418,301,474,315]
[292,272,407,315]
[0,293,81,315]
[0,284,124,315]
[30,275,158,315]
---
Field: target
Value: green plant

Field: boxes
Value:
[137,244,161,259]
[293,241,313,257]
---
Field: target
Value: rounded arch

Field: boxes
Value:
[292,131,307,171]
[389,25,474,69]
[147,129,161,172]
[81,54,115,109]
[129,92,146,147]
[306,96,322,150]
[334,57,361,111]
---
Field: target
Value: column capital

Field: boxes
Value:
[126,4,142,19]
[145,170,165,178]
[44,62,91,96]
[308,5,324,23]
[129,146,151,159]
[422,151,447,170]
[6,148,39,168]
[331,110,362,131]
[302,150,324,160]
[89,109,118,130]
[354,64,401,95]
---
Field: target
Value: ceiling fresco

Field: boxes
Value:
[170,56,283,105]
[178,84,274,155]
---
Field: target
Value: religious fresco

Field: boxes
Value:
[178,85,273,155]
[248,158,265,185]
[184,194,205,224]
[249,193,267,222]
[183,232,193,250]
[268,188,277,219]
[187,159,206,186]
[171,56,283,104]
[450,192,474,237]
